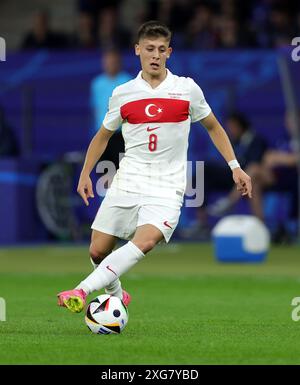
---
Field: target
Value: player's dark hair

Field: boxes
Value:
[137,21,172,42]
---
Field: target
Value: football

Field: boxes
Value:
[85,294,129,334]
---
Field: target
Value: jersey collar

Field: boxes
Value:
[136,69,173,92]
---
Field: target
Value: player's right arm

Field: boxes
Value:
[77,125,115,206]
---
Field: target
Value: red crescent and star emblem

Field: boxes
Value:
[144,103,163,118]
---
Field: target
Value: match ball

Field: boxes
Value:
[85,294,129,334]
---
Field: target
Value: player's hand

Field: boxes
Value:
[232,168,252,198]
[77,173,94,206]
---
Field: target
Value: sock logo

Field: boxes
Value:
[106,265,118,277]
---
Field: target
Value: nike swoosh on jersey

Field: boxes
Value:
[146,126,160,132]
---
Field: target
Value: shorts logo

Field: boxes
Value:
[163,221,172,229]
[106,265,118,276]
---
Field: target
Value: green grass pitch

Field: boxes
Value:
[1,242,300,365]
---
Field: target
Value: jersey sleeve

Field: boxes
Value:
[102,89,123,131]
[189,79,211,123]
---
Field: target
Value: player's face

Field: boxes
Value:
[135,37,172,77]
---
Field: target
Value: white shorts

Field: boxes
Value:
[91,188,182,243]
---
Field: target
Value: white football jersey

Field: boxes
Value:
[103,69,211,201]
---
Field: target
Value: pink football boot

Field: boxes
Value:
[57,289,87,313]
[122,290,131,307]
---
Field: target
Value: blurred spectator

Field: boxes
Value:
[185,4,218,49]
[251,0,275,47]
[207,112,268,217]
[145,0,192,48]
[251,2,297,48]
[70,12,97,49]
[90,48,129,195]
[90,49,131,134]
[218,0,236,18]
[21,10,69,50]
[217,16,240,48]
[204,110,299,241]
[78,0,122,13]
[216,15,257,48]
[0,107,19,157]
[244,111,299,232]
[96,7,131,50]
[15,1,300,52]
[148,0,192,33]
[267,5,296,47]
[181,112,267,239]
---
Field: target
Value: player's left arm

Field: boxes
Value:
[200,112,252,198]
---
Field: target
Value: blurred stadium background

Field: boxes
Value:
[0,0,299,246]
[1,0,300,365]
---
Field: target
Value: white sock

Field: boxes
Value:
[76,241,144,295]
[90,258,123,299]
[105,279,123,299]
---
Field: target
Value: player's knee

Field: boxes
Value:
[89,243,107,264]
[132,239,157,254]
